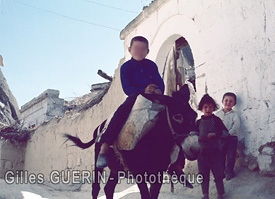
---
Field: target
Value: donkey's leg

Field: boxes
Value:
[92,167,104,199]
[149,172,163,199]
[104,170,119,199]
[137,178,150,199]
[92,143,103,199]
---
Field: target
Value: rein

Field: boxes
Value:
[166,107,177,136]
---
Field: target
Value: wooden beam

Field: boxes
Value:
[97,69,112,81]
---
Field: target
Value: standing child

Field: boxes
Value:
[216,92,241,181]
[196,94,227,199]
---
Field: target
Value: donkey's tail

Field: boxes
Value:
[63,134,96,149]
[63,119,107,149]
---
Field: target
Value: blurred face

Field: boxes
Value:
[222,96,236,112]
[202,103,214,116]
[128,41,149,61]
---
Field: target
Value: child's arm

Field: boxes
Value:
[151,63,165,94]
[195,120,204,142]
[228,112,241,136]
[214,116,228,138]
[194,120,200,132]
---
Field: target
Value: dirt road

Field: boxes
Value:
[0,167,274,199]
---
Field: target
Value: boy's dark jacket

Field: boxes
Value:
[195,114,228,151]
[120,58,165,96]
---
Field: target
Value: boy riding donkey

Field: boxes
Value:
[96,36,192,188]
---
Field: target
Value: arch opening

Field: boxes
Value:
[156,36,197,109]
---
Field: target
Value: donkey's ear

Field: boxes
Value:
[172,84,190,103]
[141,93,173,106]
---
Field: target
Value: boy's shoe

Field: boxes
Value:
[167,169,193,189]
[202,194,209,199]
[96,153,110,168]
[185,179,194,189]
[96,143,111,168]
[226,175,234,181]
[225,173,235,181]
[217,194,224,199]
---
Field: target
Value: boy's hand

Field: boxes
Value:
[198,136,204,142]
[154,89,162,94]
[207,133,216,139]
[145,84,158,94]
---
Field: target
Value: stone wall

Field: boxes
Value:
[20,89,65,128]
[0,140,25,178]
[23,59,126,180]
[120,0,275,163]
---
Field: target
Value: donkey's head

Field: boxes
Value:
[142,84,201,160]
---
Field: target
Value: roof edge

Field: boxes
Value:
[120,0,170,40]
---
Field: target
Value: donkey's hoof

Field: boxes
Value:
[185,180,193,189]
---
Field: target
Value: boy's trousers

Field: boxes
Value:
[197,149,225,195]
[100,94,137,145]
[220,136,238,177]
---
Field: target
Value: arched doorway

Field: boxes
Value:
[162,37,196,95]
[158,36,197,109]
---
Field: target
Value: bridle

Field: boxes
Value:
[165,107,189,140]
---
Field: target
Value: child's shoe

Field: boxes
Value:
[202,194,209,199]
[96,143,111,168]
[167,169,193,189]
[225,173,235,181]
[96,153,110,168]
[217,194,224,199]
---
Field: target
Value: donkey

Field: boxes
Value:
[64,84,201,199]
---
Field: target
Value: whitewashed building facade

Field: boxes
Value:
[120,0,275,163]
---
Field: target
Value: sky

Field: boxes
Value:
[0,0,152,107]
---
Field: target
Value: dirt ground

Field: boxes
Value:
[0,167,275,199]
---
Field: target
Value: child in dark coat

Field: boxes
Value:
[195,94,227,199]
